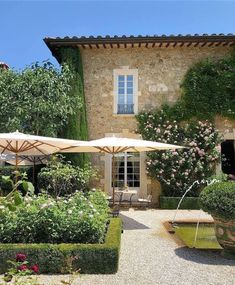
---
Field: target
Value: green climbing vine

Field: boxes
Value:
[162,49,235,122]
[59,47,89,167]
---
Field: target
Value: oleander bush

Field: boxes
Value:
[38,159,98,196]
[0,190,109,244]
[199,182,235,220]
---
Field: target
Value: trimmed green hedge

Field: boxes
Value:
[0,218,122,274]
[159,196,200,209]
[199,182,235,220]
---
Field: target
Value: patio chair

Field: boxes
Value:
[107,193,121,205]
[109,204,120,217]
[138,194,152,208]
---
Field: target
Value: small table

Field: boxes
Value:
[114,189,138,206]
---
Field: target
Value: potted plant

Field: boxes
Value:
[199,182,235,258]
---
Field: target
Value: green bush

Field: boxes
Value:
[0,218,122,274]
[0,166,31,195]
[0,191,109,244]
[38,159,97,196]
[199,182,235,220]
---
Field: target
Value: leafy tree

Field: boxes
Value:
[0,61,81,136]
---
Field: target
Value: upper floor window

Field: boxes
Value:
[113,68,138,115]
[117,75,134,114]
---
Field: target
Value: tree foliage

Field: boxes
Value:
[0,61,80,136]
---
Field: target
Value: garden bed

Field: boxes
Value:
[159,196,200,209]
[0,218,122,274]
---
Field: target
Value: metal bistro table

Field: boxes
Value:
[114,189,138,206]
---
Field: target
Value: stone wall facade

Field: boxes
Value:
[81,45,233,204]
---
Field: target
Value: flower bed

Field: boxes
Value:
[0,218,122,274]
[0,191,109,244]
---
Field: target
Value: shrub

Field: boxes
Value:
[0,166,31,195]
[38,159,98,196]
[199,182,235,220]
[0,218,122,274]
[137,110,221,197]
[159,196,200,209]
[0,191,109,244]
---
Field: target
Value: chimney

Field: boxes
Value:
[0,62,9,70]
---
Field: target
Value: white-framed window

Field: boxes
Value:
[113,68,138,115]
[112,152,140,188]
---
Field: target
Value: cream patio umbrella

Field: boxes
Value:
[2,155,49,184]
[60,136,185,205]
[0,131,87,171]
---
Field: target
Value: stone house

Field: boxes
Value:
[45,34,235,205]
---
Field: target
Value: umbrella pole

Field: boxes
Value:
[33,159,35,185]
[15,153,19,186]
[112,154,115,207]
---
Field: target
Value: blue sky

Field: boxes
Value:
[1,0,235,70]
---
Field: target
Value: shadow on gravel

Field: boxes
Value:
[120,213,150,230]
[175,247,235,266]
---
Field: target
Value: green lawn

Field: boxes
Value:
[174,223,222,249]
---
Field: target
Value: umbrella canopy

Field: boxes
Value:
[61,136,185,205]
[5,155,48,166]
[0,131,86,156]
[61,136,184,154]
[0,131,87,182]
[1,154,49,184]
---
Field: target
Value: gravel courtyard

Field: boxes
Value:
[38,209,235,285]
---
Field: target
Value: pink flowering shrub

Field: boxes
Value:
[137,109,221,197]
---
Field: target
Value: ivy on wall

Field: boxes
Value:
[161,49,235,122]
[59,47,89,167]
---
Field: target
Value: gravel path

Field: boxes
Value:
[8,210,235,285]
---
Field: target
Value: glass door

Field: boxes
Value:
[112,152,140,189]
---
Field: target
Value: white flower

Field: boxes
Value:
[41,203,47,209]
[68,209,72,214]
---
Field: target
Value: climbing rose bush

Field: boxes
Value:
[137,110,221,197]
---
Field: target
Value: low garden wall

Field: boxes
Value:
[159,196,200,209]
[0,218,122,274]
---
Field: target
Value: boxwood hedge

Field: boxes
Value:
[199,182,235,221]
[0,218,122,274]
[159,196,200,209]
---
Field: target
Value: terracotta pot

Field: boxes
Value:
[214,217,235,257]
